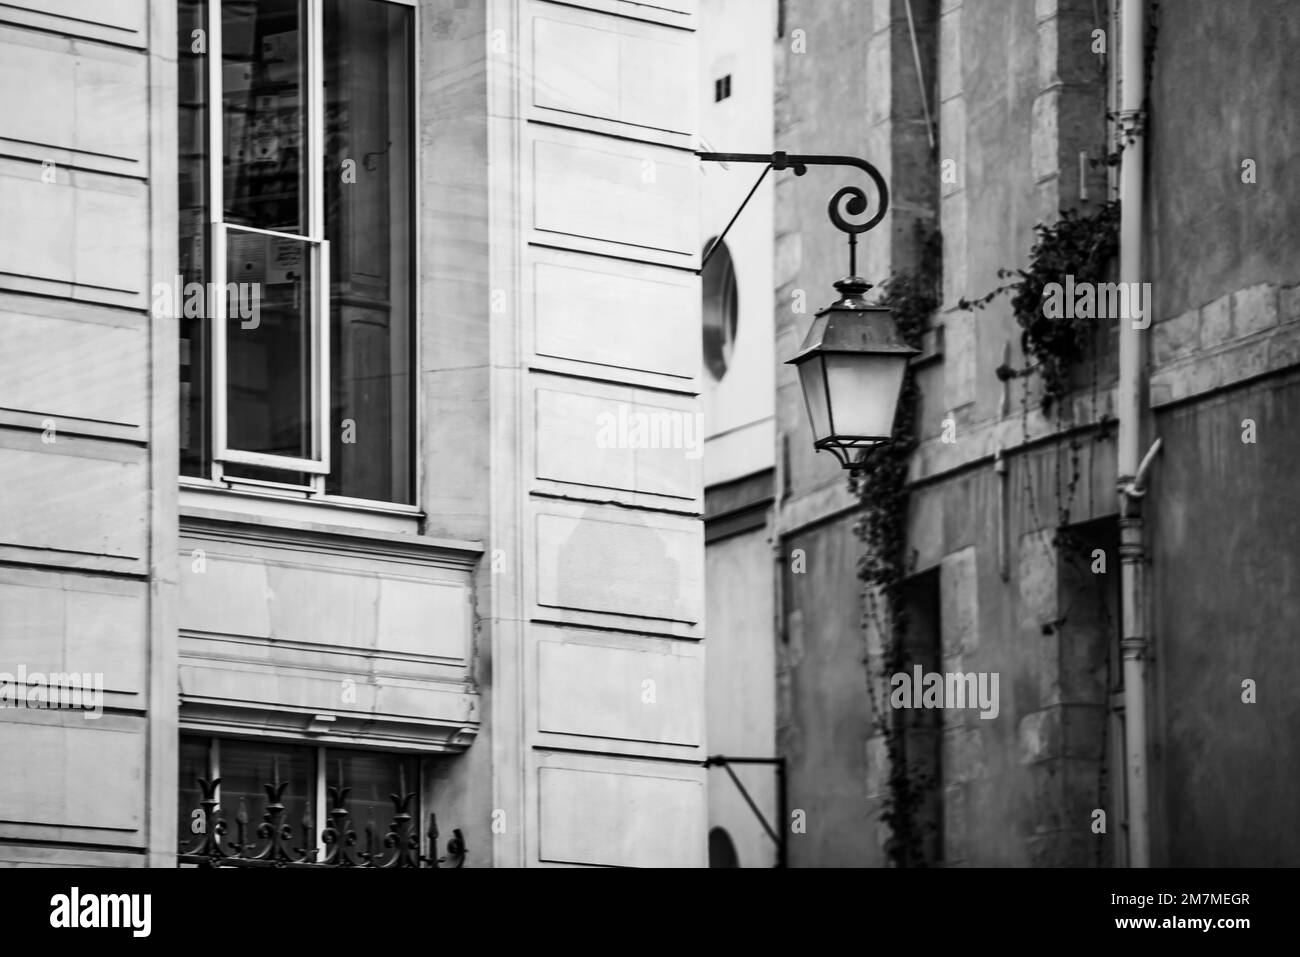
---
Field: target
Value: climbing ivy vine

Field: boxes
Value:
[960,201,1120,416]
[851,225,939,867]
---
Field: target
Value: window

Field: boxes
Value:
[178,0,415,504]
[701,237,738,381]
[178,736,419,860]
[708,826,739,867]
[713,73,731,102]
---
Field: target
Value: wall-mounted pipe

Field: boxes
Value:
[1117,0,1153,869]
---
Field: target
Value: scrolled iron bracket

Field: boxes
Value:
[697,151,889,275]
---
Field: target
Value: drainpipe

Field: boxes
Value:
[1117,0,1154,869]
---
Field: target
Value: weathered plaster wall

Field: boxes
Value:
[1143,0,1300,866]
[780,521,881,866]
[1150,373,1300,866]
[1146,0,1300,321]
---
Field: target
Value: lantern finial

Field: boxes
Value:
[831,276,873,309]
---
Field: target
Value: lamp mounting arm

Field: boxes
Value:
[696,151,890,276]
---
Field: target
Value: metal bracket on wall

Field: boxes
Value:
[705,754,789,868]
[696,151,890,277]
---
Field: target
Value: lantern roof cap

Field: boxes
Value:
[785,277,920,364]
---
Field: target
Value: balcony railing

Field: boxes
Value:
[178,775,466,868]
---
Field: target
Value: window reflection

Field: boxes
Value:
[217,739,316,840]
[225,228,314,461]
[324,0,413,503]
[222,0,307,233]
[179,0,209,476]
[330,749,418,847]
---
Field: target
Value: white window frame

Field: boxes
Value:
[208,0,331,478]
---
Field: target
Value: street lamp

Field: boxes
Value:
[786,275,916,470]
[696,151,915,471]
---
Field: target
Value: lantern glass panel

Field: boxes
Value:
[823,352,908,440]
[796,355,831,442]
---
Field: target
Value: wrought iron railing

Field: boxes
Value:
[178,774,466,868]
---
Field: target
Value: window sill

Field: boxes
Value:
[179,501,485,570]
[179,480,425,537]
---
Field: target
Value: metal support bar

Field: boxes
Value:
[696,151,890,278]
[705,754,789,868]
[700,164,771,273]
[720,762,780,848]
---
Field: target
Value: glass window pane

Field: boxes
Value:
[217,739,315,846]
[224,228,315,461]
[328,749,417,851]
[178,736,210,849]
[222,461,312,486]
[702,238,738,381]
[323,0,414,504]
[222,0,307,234]
[179,0,210,476]
[797,355,830,442]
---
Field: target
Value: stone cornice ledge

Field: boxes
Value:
[178,698,479,754]
[776,386,1121,535]
[911,385,1119,487]
[777,478,859,537]
[180,506,485,570]
[1150,312,1300,409]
